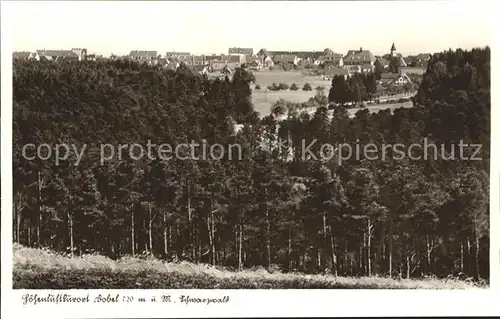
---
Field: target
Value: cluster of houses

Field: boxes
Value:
[13,42,430,84]
[12,48,103,62]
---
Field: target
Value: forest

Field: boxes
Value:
[13,47,490,280]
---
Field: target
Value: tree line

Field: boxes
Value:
[328,73,378,104]
[13,47,490,280]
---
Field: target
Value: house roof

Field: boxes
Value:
[323,53,343,63]
[221,66,233,74]
[129,50,158,58]
[166,61,179,70]
[174,55,194,64]
[344,65,362,71]
[259,50,320,60]
[407,53,431,63]
[37,50,79,58]
[191,55,205,64]
[221,55,241,63]
[188,64,208,72]
[398,55,407,67]
[13,51,32,59]
[211,61,228,71]
[228,47,253,55]
[343,49,375,64]
[381,73,399,79]
[416,53,431,60]
[205,54,223,62]
[166,52,191,57]
[399,74,412,81]
[294,51,319,59]
[399,66,425,72]
[376,57,390,66]
[71,48,87,56]
[257,48,270,56]
[273,54,297,63]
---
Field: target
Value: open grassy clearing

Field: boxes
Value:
[251,70,415,117]
[252,90,315,116]
[253,69,330,89]
[252,70,325,116]
[13,244,483,289]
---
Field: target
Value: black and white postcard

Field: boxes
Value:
[1,0,498,318]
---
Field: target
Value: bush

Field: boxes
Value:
[255,84,261,90]
[278,83,289,90]
[290,83,299,91]
[303,83,312,91]
[267,83,290,91]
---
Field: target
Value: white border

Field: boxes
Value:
[1,1,499,318]
[490,0,500,293]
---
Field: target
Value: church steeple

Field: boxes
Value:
[390,42,397,57]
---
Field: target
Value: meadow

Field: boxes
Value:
[252,69,330,116]
[13,244,483,289]
[253,69,329,88]
[250,69,415,117]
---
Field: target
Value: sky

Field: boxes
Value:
[8,0,491,57]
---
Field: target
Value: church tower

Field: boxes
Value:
[390,42,397,57]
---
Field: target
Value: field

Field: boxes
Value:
[252,69,330,117]
[253,90,315,117]
[250,69,414,117]
[13,244,483,289]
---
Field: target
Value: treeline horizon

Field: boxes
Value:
[13,46,490,280]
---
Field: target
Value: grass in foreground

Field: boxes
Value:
[13,244,484,289]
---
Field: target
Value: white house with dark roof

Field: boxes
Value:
[380,72,412,86]
[246,55,262,69]
[343,47,375,66]
[205,64,233,80]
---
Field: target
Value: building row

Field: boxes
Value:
[13,44,431,80]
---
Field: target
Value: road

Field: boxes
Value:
[254,89,415,118]
[277,100,414,121]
